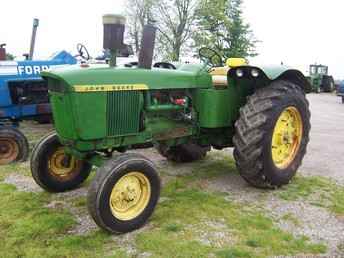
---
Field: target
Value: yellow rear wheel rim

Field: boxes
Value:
[109,172,151,221]
[271,106,303,169]
[48,147,81,180]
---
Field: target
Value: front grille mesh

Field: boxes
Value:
[106,91,141,136]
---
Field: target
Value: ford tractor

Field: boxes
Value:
[0,43,93,165]
[31,15,312,234]
[307,64,335,93]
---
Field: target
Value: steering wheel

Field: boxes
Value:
[153,62,176,70]
[124,61,139,68]
[199,48,223,67]
[76,43,90,60]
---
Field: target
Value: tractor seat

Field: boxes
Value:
[212,75,228,86]
[210,66,229,87]
[209,58,247,87]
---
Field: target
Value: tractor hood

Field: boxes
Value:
[41,64,212,92]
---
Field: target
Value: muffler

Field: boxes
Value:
[138,24,157,69]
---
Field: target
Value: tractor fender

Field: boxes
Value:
[228,65,312,93]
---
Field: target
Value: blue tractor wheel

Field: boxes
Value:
[0,127,29,165]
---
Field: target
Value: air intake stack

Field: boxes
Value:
[102,14,126,67]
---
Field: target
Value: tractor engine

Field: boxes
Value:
[45,15,195,152]
[8,80,49,105]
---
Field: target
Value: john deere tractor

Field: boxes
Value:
[307,64,335,93]
[31,15,311,234]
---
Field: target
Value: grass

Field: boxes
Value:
[0,122,332,257]
[280,213,300,226]
[0,152,329,258]
[0,183,130,258]
[134,169,327,258]
[278,176,344,215]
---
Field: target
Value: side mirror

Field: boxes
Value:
[226,58,247,67]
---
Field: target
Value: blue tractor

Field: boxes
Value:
[337,81,344,103]
[0,43,90,164]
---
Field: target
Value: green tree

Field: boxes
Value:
[155,0,197,61]
[125,0,197,61]
[125,0,156,54]
[193,0,257,59]
[6,53,15,60]
[228,0,257,58]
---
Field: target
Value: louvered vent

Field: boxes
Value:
[106,91,141,136]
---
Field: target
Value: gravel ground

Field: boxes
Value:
[207,172,344,256]
[217,93,344,256]
[3,92,344,257]
[300,93,344,184]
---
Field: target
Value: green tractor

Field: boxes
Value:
[307,64,335,93]
[31,15,312,234]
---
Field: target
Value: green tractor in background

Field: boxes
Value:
[31,15,312,234]
[307,64,335,93]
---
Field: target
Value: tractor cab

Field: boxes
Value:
[308,64,335,93]
[309,64,328,76]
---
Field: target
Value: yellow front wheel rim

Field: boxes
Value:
[109,172,151,221]
[271,106,303,169]
[48,147,81,180]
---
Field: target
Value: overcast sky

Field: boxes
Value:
[1,0,343,78]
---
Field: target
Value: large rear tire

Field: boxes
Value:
[322,76,335,92]
[88,153,160,234]
[0,127,29,165]
[30,132,92,192]
[156,143,210,163]
[233,80,310,189]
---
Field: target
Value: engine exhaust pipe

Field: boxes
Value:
[138,24,157,69]
[29,18,39,60]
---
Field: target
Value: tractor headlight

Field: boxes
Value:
[236,69,244,78]
[251,69,259,78]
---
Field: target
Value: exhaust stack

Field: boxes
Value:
[138,24,157,69]
[29,18,39,60]
[102,14,126,67]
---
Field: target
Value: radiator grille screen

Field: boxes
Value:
[106,91,141,136]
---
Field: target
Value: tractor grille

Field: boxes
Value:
[106,91,141,136]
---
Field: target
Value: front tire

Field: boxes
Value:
[0,127,29,165]
[233,80,310,188]
[30,132,92,192]
[88,153,160,234]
